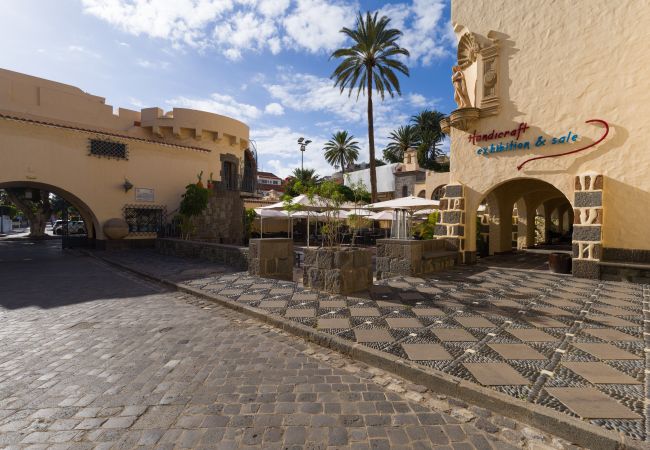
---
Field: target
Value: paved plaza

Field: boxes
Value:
[99,248,650,445]
[0,240,578,449]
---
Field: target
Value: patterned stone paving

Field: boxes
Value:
[101,249,650,442]
[1,240,577,449]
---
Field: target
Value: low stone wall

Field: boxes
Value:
[248,238,293,281]
[156,238,248,271]
[303,247,372,294]
[376,238,458,279]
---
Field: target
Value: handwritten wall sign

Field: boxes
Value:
[517,119,609,170]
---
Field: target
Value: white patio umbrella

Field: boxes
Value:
[254,208,287,238]
[370,210,394,221]
[413,204,441,216]
[261,194,328,247]
[367,196,441,239]
[366,196,441,211]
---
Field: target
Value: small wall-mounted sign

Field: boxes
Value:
[135,188,154,202]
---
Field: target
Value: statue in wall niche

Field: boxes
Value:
[452,65,472,109]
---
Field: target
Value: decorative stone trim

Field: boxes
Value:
[478,33,500,116]
[572,174,603,279]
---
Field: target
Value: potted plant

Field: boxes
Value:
[297,180,373,294]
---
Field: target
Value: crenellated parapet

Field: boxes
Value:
[139,107,249,150]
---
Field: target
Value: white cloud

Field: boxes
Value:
[136,59,170,69]
[81,0,234,48]
[264,102,285,115]
[264,70,410,132]
[166,93,287,123]
[252,126,332,178]
[81,0,359,60]
[67,45,101,58]
[408,93,427,107]
[168,92,262,122]
[128,97,145,108]
[378,0,451,66]
[282,0,355,53]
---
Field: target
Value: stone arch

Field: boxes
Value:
[417,190,426,198]
[472,177,573,256]
[431,184,446,200]
[0,180,99,240]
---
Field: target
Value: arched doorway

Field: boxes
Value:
[474,178,573,258]
[431,184,446,200]
[0,181,99,248]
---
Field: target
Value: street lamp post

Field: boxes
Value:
[297,137,312,171]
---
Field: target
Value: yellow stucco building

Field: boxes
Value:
[433,0,650,280]
[0,68,255,247]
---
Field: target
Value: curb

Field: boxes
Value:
[92,252,644,450]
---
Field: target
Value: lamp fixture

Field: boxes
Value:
[123,178,134,192]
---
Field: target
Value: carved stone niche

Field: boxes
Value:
[445,28,501,132]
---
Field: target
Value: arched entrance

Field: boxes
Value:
[431,184,446,200]
[474,178,573,257]
[0,181,99,248]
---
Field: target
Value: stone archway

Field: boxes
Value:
[431,184,446,200]
[0,181,99,242]
[475,178,573,255]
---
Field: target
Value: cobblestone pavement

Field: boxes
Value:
[99,248,650,444]
[0,240,575,449]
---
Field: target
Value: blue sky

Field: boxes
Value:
[1,0,455,178]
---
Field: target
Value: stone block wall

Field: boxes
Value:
[376,239,457,279]
[248,238,293,281]
[193,189,244,245]
[394,172,417,197]
[572,174,603,279]
[156,238,248,270]
[434,184,473,263]
[303,247,372,294]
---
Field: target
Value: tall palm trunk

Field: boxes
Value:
[366,67,377,202]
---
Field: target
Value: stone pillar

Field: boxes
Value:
[542,202,554,244]
[434,184,472,263]
[572,174,603,279]
[516,198,536,250]
[248,238,294,281]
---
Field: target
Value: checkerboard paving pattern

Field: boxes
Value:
[103,250,650,442]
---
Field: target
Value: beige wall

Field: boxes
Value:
[0,69,251,241]
[451,0,650,252]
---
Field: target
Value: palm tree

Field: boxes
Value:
[284,168,321,196]
[331,11,409,202]
[411,109,447,171]
[383,125,420,163]
[323,131,360,175]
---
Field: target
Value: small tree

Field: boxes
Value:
[178,173,210,239]
[4,188,52,237]
[346,178,370,245]
[315,180,346,247]
[244,208,257,243]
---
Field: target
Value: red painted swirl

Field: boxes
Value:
[517,119,609,171]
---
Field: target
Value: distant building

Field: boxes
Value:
[344,163,401,201]
[256,171,284,194]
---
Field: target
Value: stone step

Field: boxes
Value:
[600,261,650,283]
